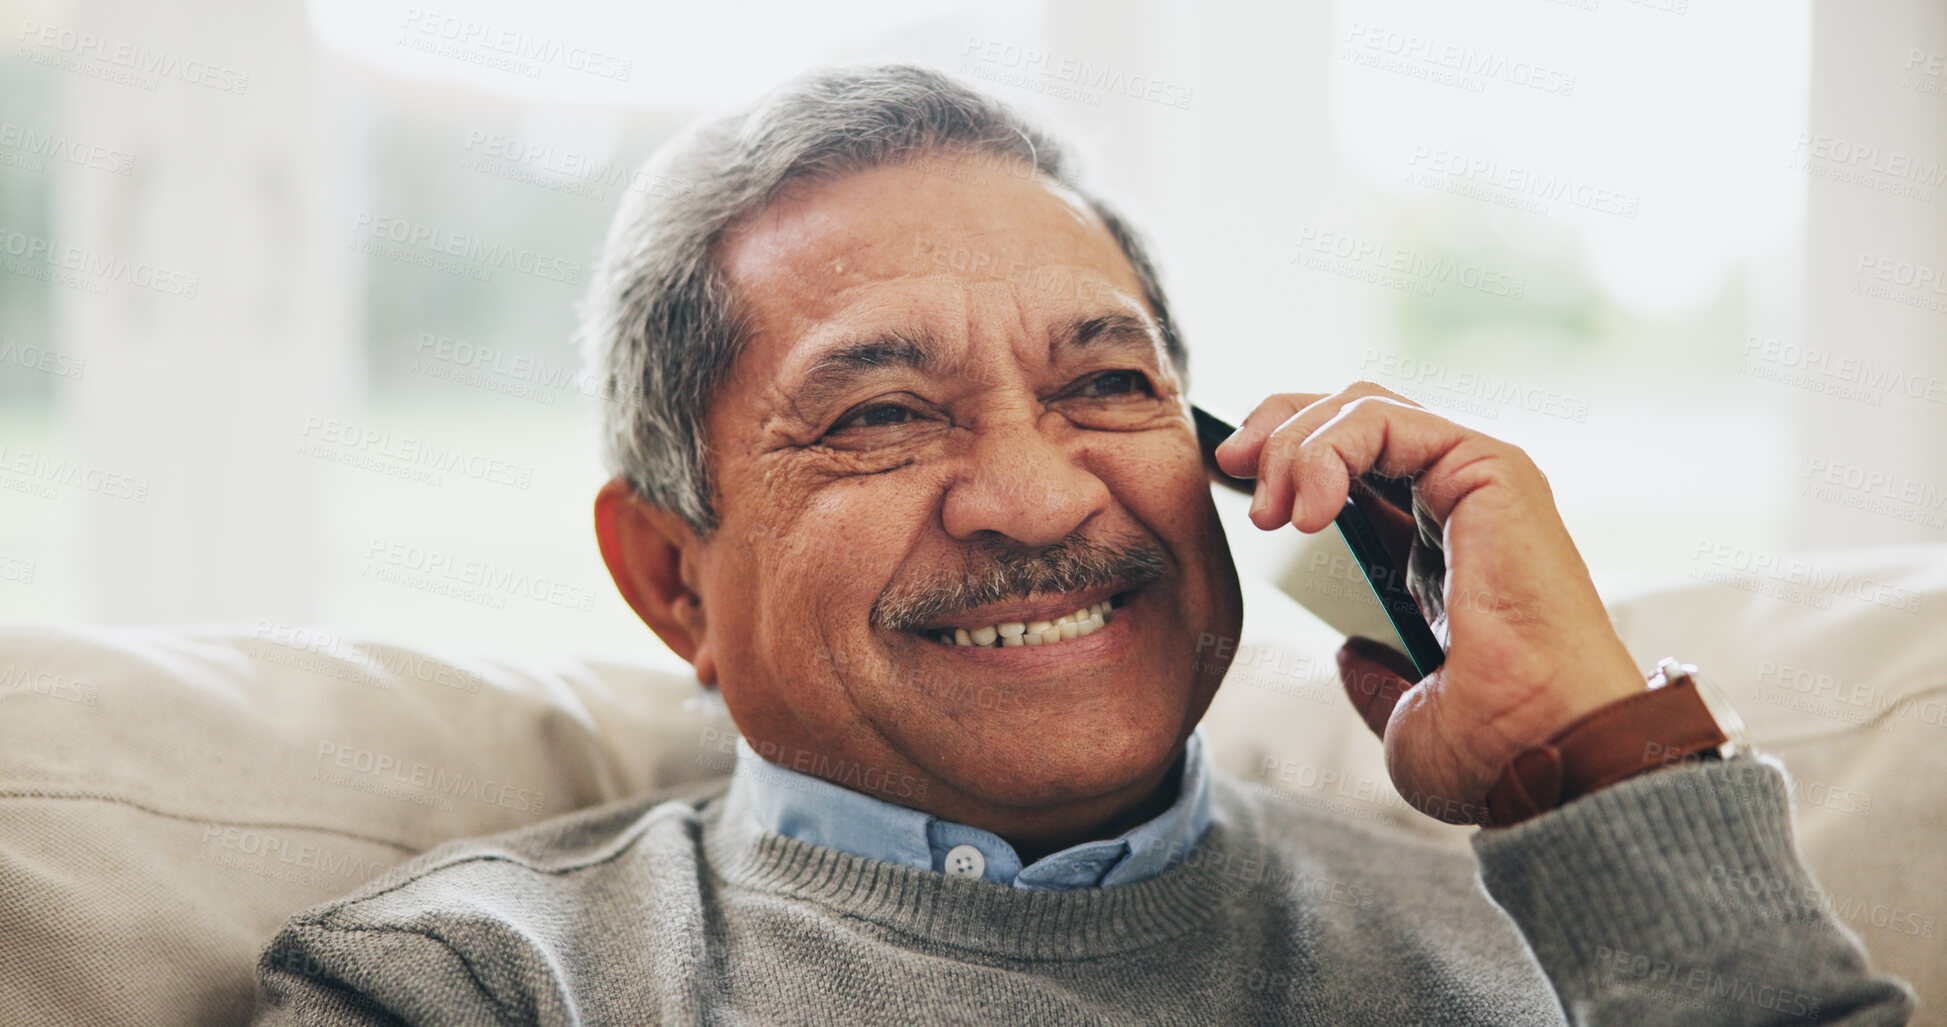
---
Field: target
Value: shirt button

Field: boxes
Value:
[944,844,985,880]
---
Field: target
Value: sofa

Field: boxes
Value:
[2,547,1941,1024]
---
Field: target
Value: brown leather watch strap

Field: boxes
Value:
[1483,676,1728,828]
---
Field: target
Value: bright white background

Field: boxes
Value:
[1,0,1942,651]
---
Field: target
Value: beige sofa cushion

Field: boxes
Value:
[0,622,733,1026]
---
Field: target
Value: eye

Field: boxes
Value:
[848,403,913,428]
[824,398,934,440]
[1075,369,1153,399]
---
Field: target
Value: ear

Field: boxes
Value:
[593,477,718,686]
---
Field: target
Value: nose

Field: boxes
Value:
[939,415,1111,547]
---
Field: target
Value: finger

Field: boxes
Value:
[1251,421,1347,531]
[1259,381,1422,461]
[1336,636,1418,739]
[1247,383,1418,531]
[1212,392,1323,479]
[1290,396,1504,532]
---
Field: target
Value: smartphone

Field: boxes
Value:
[1192,404,1447,680]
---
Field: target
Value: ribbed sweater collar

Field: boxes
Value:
[702,767,1249,961]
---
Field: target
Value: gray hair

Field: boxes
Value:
[580,63,1186,535]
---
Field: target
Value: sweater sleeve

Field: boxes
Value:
[1473,755,1916,1025]
[250,919,502,1027]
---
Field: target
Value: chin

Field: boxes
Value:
[944,707,1193,806]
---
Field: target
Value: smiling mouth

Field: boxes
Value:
[920,592,1131,648]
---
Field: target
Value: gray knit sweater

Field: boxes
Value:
[250,757,1915,1025]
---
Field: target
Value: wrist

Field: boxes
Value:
[1483,658,1739,828]
[1477,654,1646,776]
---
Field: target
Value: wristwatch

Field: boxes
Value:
[1483,658,1749,828]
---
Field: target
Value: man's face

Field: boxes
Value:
[694,151,1242,818]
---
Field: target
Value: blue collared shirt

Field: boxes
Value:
[729,726,1214,890]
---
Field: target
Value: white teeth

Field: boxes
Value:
[931,597,1121,648]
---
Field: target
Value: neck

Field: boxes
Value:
[739,725,1197,864]
[1004,746,1188,863]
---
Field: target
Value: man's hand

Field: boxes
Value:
[1213,382,1645,823]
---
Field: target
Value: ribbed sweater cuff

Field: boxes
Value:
[1473,756,1812,971]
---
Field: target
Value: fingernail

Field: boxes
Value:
[1249,481,1266,518]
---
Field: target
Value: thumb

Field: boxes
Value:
[1336,636,1417,739]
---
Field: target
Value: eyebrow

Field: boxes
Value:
[788,328,939,420]
[1051,312,1163,361]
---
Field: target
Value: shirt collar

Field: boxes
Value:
[729,727,1214,890]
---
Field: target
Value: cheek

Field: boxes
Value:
[724,475,937,651]
[1092,431,1209,532]
[799,487,932,580]
[1093,431,1240,625]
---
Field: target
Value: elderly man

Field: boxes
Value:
[253,66,1914,1024]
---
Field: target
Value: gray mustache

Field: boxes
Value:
[872,534,1167,633]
